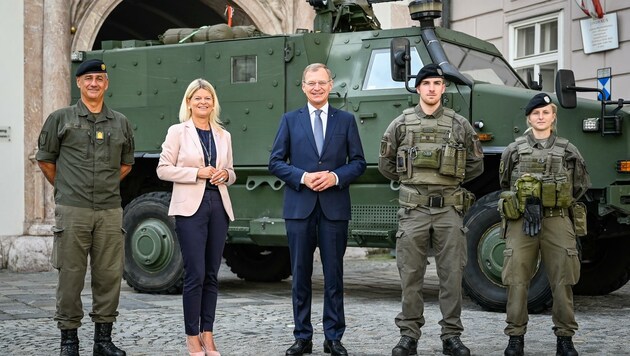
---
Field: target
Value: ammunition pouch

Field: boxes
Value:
[541,177,556,208]
[412,147,441,169]
[541,175,573,208]
[498,191,521,220]
[439,143,466,178]
[515,175,542,212]
[459,189,475,214]
[570,202,588,237]
[555,177,573,208]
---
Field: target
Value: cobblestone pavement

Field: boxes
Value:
[1,251,629,355]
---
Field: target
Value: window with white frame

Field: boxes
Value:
[509,12,562,92]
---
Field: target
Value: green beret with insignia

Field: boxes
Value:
[75,59,107,77]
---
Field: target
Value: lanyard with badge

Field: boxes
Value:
[197,129,212,166]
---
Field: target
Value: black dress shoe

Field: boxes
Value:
[323,340,348,356]
[286,339,312,356]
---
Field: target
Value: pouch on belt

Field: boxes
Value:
[498,190,521,220]
[570,202,588,237]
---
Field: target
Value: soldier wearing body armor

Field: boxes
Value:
[379,64,484,356]
[498,93,590,356]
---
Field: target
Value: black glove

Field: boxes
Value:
[522,196,542,237]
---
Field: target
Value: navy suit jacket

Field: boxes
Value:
[269,105,366,220]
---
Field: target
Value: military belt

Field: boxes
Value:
[403,193,460,208]
[543,207,568,218]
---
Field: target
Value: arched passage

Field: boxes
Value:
[71,0,288,51]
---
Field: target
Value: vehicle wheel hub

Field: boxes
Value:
[477,223,505,285]
[131,218,174,272]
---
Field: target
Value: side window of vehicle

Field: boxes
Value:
[231,55,257,83]
[363,48,422,90]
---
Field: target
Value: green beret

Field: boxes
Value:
[75,59,107,77]
[524,93,552,116]
[414,63,444,87]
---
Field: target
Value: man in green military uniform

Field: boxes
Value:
[498,93,590,356]
[378,64,484,356]
[37,59,134,356]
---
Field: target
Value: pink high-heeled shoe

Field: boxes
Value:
[186,336,205,356]
[200,332,221,356]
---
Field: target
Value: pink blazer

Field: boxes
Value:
[156,119,235,220]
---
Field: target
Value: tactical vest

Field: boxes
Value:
[510,135,573,209]
[396,107,466,186]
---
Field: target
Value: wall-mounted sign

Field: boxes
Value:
[597,67,611,101]
[580,13,619,54]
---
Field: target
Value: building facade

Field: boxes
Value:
[448,0,629,96]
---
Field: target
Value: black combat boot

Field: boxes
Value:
[504,335,524,356]
[556,336,578,356]
[93,323,126,356]
[442,336,471,356]
[60,329,79,356]
[392,336,417,356]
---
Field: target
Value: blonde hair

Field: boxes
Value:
[178,78,223,130]
[525,102,557,133]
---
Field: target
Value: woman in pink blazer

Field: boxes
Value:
[157,79,235,356]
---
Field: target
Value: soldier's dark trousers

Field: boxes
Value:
[52,205,124,330]
[503,215,580,337]
[395,207,467,340]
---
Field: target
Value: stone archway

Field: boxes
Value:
[71,0,122,51]
[69,0,304,52]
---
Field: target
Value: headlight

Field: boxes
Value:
[582,118,599,132]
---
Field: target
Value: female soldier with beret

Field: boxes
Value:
[499,93,590,356]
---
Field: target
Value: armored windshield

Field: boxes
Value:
[442,41,526,88]
[363,43,525,91]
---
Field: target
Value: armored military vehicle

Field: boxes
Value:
[71,0,630,312]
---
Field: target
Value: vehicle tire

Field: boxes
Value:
[462,191,552,313]
[574,235,630,295]
[123,191,184,294]
[223,244,291,282]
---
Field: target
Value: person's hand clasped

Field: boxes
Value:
[210,169,228,185]
[305,171,335,192]
[198,166,228,185]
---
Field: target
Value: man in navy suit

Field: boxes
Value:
[269,63,366,356]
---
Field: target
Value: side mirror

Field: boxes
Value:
[555,69,577,109]
[390,38,410,82]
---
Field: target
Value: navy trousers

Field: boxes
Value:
[286,200,348,341]
[176,189,228,335]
